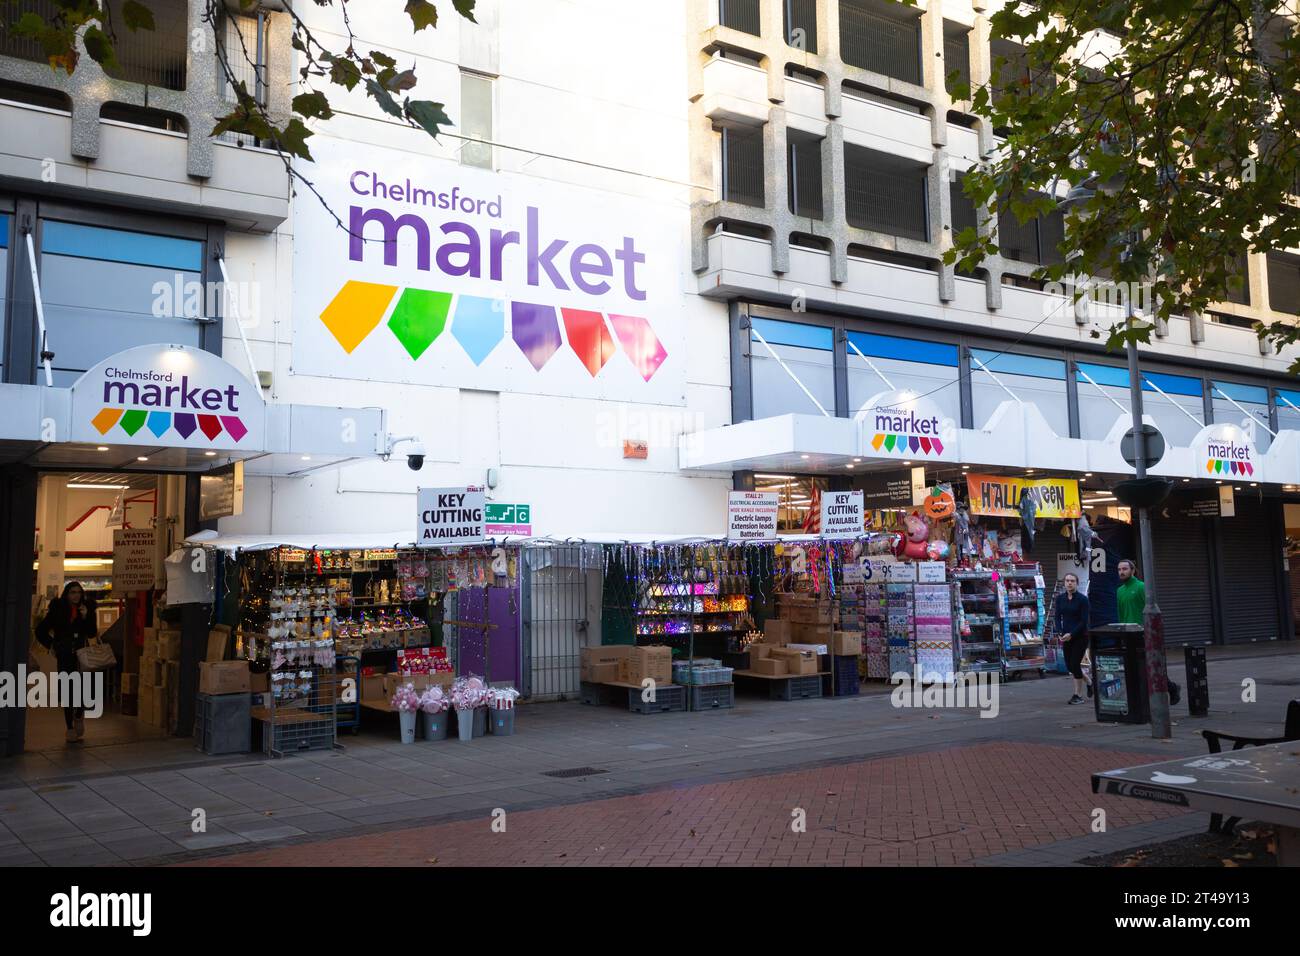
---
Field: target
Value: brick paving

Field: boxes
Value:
[184,741,1186,867]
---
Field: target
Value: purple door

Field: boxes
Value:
[457,586,520,686]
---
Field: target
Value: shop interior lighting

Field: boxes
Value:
[96,446,109,452]
[66,483,129,490]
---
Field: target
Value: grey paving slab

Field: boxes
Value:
[28,835,123,866]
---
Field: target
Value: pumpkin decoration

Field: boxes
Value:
[923,486,955,520]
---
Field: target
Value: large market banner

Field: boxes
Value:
[966,475,1082,519]
[292,134,685,405]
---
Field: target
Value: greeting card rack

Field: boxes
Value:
[999,563,1047,679]
[953,570,1003,675]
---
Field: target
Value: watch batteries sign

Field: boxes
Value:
[727,491,779,542]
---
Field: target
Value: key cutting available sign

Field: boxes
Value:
[112,528,157,592]
[728,491,779,542]
[293,135,685,404]
[820,491,865,538]
[418,487,486,546]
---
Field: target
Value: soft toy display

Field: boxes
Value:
[894,511,932,560]
[926,539,950,561]
[953,504,974,556]
[997,530,1021,561]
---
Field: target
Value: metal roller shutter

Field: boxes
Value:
[1217,497,1283,643]
[1151,510,1216,646]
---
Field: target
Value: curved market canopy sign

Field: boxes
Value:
[291,135,684,405]
[71,345,265,450]
[1192,422,1256,478]
[855,389,958,461]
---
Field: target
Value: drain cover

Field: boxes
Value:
[541,766,608,779]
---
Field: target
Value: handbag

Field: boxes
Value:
[76,637,117,672]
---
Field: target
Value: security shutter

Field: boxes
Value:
[1151,509,1216,645]
[1218,496,1283,643]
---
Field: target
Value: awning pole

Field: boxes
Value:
[1279,394,1300,416]
[1076,368,1129,416]
[845,338,895,390]
[968,354,1022,404]
[1211,384,1277,437]
[23,231,54,386]
[749,326,831,417]
[216,255,264,394]
[1138,377,1206,429]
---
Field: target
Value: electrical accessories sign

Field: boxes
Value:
[70,345,264,449]
[965,475,1082,519]
[727,491,779,542]
[819,490,865,539]
[293,135,684,404]
[857,390,957,460]
[417,487,486,546]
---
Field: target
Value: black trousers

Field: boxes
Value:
[1063,633,1090,681]
[54,650,83,729]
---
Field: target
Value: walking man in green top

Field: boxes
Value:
[1115,559,1146,625]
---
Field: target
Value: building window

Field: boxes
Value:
[1224,253,1251,306]
[0,1,59,65]
[459,71,494,169]
[943,24,971,98]
[719,0,761,36]
[1075,363,1205,447]
[844,145,928,241]
[0,212,9,376]
[1213,380,1273,452]
[787,131,823,220]
[218,10,269,146]
[101,0,189,91]
[753,474,828,533]
[785,0,818,53]
[39,220,205,385]
[721,126,765,207]
[847,331,960,424]
[1266,250,1300,314]
[840,0,922,84]
[970,349,1069,436]
[1276,387,1300,434]
[749,318,835,418]
[997,195,1065,266]
[950,173,978,237]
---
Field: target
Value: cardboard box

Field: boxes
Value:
[139,657,160,688]
[770,647,818,675]
[157,630,182,661]
[361,673,388,701]
[763,619,791,645]
[831,632,863,656]
[199,661,251,696]
[753,657,788,676]
[120,673,139,696]
[619,645,672,685]
[381,673,453,698]
[787,643,828,655]
[580,645,632,683]
[790,622,833,643]
[137,689,155,726]
[165,662,179,691]
[747,642,772,662]
[250,670,270,693]
[206,626,231,663]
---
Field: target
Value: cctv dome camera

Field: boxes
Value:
[406,440,427,471]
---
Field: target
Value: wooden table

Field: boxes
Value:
[1092,740,1300,866]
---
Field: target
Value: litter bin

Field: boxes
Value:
[1090,624,1150,724]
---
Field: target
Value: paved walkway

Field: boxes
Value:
[0,643,1295,866]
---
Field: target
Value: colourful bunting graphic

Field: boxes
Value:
[562,309,615,377]
[198,415,222,440]
[146,411,171,438]
[91,408,123,435]
[320,281,399,354]
[609,314,668,382]
[511,301,563,371]
[868,433,946,456]
[452,295,505,365]
[173,414,197,439]
[221,417,248,442]
[120,410,147,436]
[387,288,452,360]
[871,433,885,451]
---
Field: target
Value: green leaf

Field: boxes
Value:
[453,0,479,22]
[405,0,438,31]
[365,78,405,119]
[370,50,397,70]
[81,26,118,70]
[405,98,453,138]
[388,68,418,93]
[121,1,156,32]
[292,90,334,120]
[12,12,47,38]
[272,118,315,161]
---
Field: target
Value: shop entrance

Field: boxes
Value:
[10,466,198,756]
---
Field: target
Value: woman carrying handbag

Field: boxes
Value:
[34,581,100,742]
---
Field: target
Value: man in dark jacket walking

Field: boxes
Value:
[35,581,97,742]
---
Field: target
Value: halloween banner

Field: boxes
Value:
[965,475,1082,519]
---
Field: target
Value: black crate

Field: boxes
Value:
[579,681,617,707]
[721,652,750,671]
[822,671,861,697]
[771,675,823,701]
[627,684,687,714]
[194,692,251,755]
[688,683,735,711]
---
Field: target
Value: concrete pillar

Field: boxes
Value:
[183,0,217,178]
[765,108,792,274]
[823,120,848,283]
[36,475,68,604]
[763,0,787,103]
[931,148,955,301]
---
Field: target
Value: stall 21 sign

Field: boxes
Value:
[965,475,1082,519]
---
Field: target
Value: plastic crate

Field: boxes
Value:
[688,683,735,711]
[579,681,619,706]
[822,670,861,697]
[770,675,823,701]
[261,710,335,756]
[194,692,251,755]
[627,684,687,714]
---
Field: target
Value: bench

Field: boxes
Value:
[1200,698,1300,835]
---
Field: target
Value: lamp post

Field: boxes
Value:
[1058,181,1173,739]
